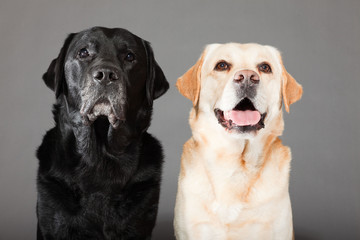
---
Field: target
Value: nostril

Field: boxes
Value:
[250,74,260,83]
[93,68,120,83]
[234,70,260,84]
[93,71,104,81]
[234,74,245,83]
[109,72,119,81]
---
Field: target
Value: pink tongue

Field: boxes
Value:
[224,110,261,126]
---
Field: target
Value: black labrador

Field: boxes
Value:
[36,27,169,240]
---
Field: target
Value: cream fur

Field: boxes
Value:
[174,43,302,240]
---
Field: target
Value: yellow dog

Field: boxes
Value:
[174,43,302,240]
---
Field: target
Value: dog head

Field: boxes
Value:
[43,27,169,130]
[177,43,302,138]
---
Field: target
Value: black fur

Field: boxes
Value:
[36,27,169,240]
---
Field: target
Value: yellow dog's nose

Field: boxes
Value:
[234,70,260,84]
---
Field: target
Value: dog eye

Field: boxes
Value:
[78,48,90,59]
[125,52,135,62]
[214,61,230,71]
[258,63,272,73]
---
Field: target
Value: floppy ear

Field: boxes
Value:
[43,33,75,98]
[142,40,169,105]
[281,60,303,113]
[176,49,206,107]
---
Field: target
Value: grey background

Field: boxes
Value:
[0,0,359,239]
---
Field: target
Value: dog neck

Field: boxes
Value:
[186,108,291,206]
[49,100,143,190]
[54,98,140,160]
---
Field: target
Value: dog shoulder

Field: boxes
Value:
[37,127,61,173]
[141,132,164,165]
[178,137,202,178]
[270,138,292,171]
[132,132,164,184]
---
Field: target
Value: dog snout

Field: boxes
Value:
[233,70,260,84]
[92,67,120,83]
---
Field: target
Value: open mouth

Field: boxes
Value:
[80,99,124,129]
[214,98,266,132]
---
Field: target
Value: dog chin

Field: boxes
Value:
[227,129,259,139]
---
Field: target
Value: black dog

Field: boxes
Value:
[36,27,169,240]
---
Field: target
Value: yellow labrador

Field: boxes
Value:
[174,43,302,240]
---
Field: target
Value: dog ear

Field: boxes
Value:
[142,40,169,105]
[176,49,207,107]
[280,58,303,113]
[43,33,75,98]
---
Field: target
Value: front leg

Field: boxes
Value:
[174,187,224,240]
[36,176,87,240]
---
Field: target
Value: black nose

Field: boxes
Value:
[92,68,120,83]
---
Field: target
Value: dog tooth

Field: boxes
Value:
[88,113,97,122]
[108,114,115,123]
[224,111,229,120]
[108,114,120,129]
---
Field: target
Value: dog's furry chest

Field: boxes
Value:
[79,191,123,218]
[175,137,293,239]
[182,157,288,219]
